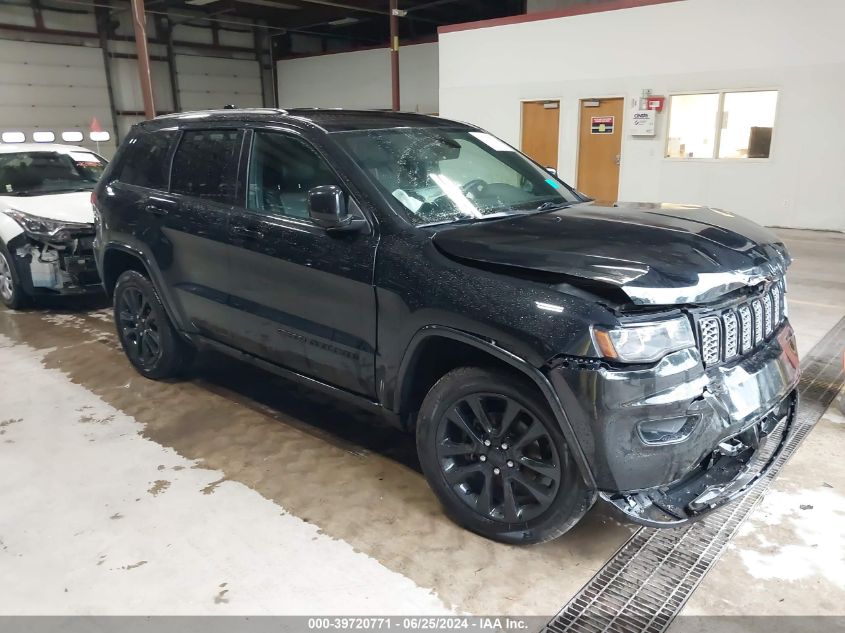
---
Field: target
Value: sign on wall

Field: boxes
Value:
[631,110,656,136]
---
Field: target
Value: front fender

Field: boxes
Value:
[0,212,24,245]
[394,325,597,490]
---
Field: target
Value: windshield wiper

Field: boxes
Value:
[535,201,572,212]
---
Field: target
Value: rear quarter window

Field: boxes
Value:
[117,130,178,190]
[170,129,244,204]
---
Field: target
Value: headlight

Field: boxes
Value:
[591,316,695,363]
[5,209,92,242]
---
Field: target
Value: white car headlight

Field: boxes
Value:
[591,316,695,363]
[5,208,92,242]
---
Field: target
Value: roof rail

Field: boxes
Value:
[154,108,289,120]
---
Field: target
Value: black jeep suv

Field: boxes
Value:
[93,109,800,544]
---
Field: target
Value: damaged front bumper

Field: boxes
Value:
[9,232,102,296]
[601,392,796,526]
[549,322,800,527]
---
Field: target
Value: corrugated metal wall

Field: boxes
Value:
[0,38,116,155]
[0,3,267,158]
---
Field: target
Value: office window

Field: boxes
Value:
[666,90,778,159]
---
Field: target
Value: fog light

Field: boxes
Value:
[638,415,699,445]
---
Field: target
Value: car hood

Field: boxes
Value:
[431,201,791,306]
[1,191,95,224]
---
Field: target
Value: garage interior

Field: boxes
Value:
[0,0,844,630]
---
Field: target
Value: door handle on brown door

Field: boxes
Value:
[615,154,621,166]
[230,225,265,240]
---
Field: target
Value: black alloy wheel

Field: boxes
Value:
[435,393,562,523]
[117,286,162,369]
[113,270,195,379]
[416,366,592,544]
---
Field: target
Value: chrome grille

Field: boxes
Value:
[752,300,764,344]
[697,280,787,366]
[723,311,738,359]
[699,317,721,365]
[763,293,774,336]
[738,304,753,353]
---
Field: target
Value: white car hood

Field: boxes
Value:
[1,191,95,224]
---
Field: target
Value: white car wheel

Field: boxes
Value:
[0,251,14,302]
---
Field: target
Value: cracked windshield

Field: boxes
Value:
[335,127,581,225]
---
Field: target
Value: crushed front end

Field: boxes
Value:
[550,277,800,526]
[7,223,101,297]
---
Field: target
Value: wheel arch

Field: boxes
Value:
[394,325,597,489]
[101,243,190,339]
[101,244,152,297]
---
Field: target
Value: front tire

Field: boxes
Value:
[0,243,27,310]
[113,270,195,379]
[416,366,592,544]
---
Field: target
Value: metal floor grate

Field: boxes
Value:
[545,317,845,633]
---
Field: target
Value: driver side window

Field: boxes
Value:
[247,131,341,220]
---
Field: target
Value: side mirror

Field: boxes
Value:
[545,167,557,176]
[308,185,350,229]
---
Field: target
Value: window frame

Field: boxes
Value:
[664,88,779,162]
[241,126,370,231]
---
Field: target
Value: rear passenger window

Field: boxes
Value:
[118,131,177,189]
[247,131,341,219]
[170,130,244,203]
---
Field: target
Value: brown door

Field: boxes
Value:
[521,100,560,170]
[577,98,624,201]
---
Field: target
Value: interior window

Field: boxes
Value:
[118,131,178,190]
[247,131,341,219]
[170,130,244,203]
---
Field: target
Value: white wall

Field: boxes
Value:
[439,0,845,232]
[277,42,439,114]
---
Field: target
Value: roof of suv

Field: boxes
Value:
[150,108,469,133]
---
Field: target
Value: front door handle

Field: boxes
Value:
[230,225,265,240]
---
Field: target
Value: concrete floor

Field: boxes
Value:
[0,228,842,618]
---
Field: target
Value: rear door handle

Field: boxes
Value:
[230,225,265,240]
[144,203,168,216]
[144,196,178,216]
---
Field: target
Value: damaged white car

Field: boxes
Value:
[0,143,105,308]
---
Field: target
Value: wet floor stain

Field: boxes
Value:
[122,561,148,571]
[201,477,226,495]
[0,302,635,615]
[0,419,21,436]
[147,480,170,496]
[214,583,230,604]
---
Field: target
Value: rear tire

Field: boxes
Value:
[0,243,28,310]
[113,270,195,379]
[416,366,592,544]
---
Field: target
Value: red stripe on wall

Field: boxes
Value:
[438,0,684,35]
